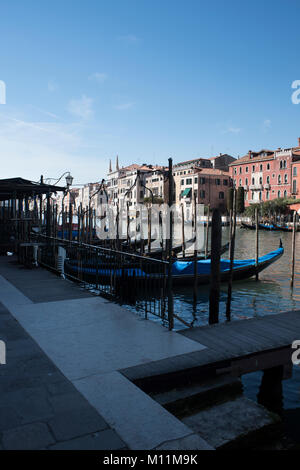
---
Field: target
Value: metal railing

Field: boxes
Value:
[32,233,175,329]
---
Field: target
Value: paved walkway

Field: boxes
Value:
[0,256,211,450]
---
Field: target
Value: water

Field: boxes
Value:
[171,227,300,327]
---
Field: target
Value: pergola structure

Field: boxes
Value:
[0,177,65,201]
[0,177,66,252]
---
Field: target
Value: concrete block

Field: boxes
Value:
[2,422,55,450]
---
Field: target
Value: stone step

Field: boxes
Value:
[150,374,243,417]
[182,396,281,449]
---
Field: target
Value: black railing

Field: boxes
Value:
[33,234,175,329]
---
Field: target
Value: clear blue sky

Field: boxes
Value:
[1,0,300,183]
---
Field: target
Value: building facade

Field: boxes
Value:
[229,139,300,206]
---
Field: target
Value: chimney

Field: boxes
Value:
[248,150,252,157]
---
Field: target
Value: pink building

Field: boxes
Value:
[229,139,300,206]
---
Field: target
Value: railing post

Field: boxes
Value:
[209,208,221,324]
[167,157,174,330]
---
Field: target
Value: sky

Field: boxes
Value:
[1,0,300,185]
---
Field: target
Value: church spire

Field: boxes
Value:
[109,159,112,173]
[116,155,119,171]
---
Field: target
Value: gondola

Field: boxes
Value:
[64,243,283,287]
[240,222,255,230]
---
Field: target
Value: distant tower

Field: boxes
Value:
[109,159,112,173]
[116,155,119,171]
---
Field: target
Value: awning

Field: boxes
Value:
[181,188,192,198]
[0,178,66,201]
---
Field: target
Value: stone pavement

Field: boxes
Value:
[0,256,212,450]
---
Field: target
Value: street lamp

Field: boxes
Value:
[65,173,74,188]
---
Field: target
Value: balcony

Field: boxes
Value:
[264,183,270,190]
[243,185,249,191]
[249,184,263,191]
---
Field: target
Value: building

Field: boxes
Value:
[209,153,236,171]
[229,138,300,206]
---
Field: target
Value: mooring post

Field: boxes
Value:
[167,157,174,330]
[193,192,198,306]
[204,204,210,259]
[69,202,73,241]
[291,211,297,288]
[147,206,152,254]
[46,192,51,238]
[255,206,259,281]
[226,190,237,321]
[181,203,185,258]
[209,208,221,324]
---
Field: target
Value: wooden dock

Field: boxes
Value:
[121,310,300,392]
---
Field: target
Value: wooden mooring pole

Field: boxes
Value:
[167,157,174,330]
[291,211,297,288]
[255,207,259,281]
[181,203,185,258]
[226,190,237,321]
[193,192,198,306]
[209,208,221,324]
[204,205,210,259]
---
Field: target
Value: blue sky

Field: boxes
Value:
[1,0,300,183]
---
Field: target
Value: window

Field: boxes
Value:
[234,168,237,175]
[181,179,184,185]
[284,161,287,169]
[284,174,288,184]
[199,177,206,184]
[199,190,205,199]
[219,191,224,199]
[252,191,254,200]
[293,167,297,176]
[259,177,262,184]
[215,179,221,185]
[252,165,255,172]
[245,178,248,185]
[284,190,287,198]
[252,177,255,185]
[267,163,270,170]
[278,191,281,198]
[194,177,198,183]
[259,191,262,201]
[239,179,242,186]
[246,166,249,173]
[266,176,270,184]
[293,180,297,194]
[278,175,281,184]
[186,178,192,185]
[280,161,283,169]
[266,191,269,200]
[239,167,242,174]
[260,164,263,171]
[223,179,228,186]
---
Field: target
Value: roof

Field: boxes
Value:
[174,157,210,167]
[229,151,274,166]
[0,177,66,201]
[195,168,230,176]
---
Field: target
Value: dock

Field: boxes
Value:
[0,254,299,449]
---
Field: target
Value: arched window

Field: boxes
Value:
[278,175,281,184]
[239,167,242,174]
[284,190,287,198]
[259,177,262,184]
[260,164,263,171]
[284,174,288,183]
[267,176,270,184]
[267,163,270,170]
[245,178,248,185]
[259,191,262,201]
[239,179,242,186]
[252,177,255,185]
[266,191,269,200]
[278,190,281,198]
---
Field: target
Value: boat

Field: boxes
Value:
[240,222,255,230]
[64,243,283,287]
